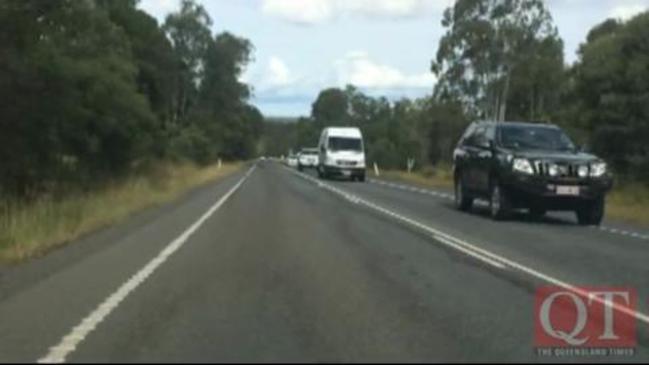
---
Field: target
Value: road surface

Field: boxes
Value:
[0,160,648,362]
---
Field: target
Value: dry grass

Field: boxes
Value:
[377,164,453,190]
[607,183,649,227]
[0,162,242,263]
[376,165,649,227]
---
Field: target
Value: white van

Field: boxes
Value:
[317,127,366,182]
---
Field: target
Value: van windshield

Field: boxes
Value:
[328,137,363,152]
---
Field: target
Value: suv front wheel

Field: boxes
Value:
[576,198,605,226]
[489,182,511,221]
[454,175,473,211]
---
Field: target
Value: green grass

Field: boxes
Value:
[0,162,242,263]
[607,183,649,227]
[377,164,453,190]
[375,165,649,227]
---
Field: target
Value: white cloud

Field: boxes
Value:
[334,51,436,89]
[610,4,647,20]
[266,56,293,86]
[261,0,333,25]
[245,56,299,92]
[261,0,444,25]
[138,0,177,21]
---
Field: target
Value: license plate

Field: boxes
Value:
[556,186,580,196]
[342,170,352,176]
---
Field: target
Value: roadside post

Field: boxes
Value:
[407,158,415,174]
[373,162,380,177]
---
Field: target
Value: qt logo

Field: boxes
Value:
[534,287,637,348]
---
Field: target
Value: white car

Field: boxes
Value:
[317,127,366,182]
[286,154,299,168]
[298,148,319,171]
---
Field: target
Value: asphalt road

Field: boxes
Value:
[1,160,648,362]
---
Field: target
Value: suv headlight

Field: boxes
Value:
[590,162,607,177]
[513,158,534,175]
[577,165,589,178]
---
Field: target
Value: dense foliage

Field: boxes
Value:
[0,0,261,196]
[284,86,469,170]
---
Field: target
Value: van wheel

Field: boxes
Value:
[576,198,604,226]
[357,173,366,182]
[489,182,511,221]
[454,175,473,211]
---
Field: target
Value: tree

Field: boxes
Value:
[0,0,156,194]
[311,88,349,127]
[163,0,213,122]
[433,0,563,121]
[195,32,257,160]
[99,1,176,118]
[288,86,469,170]
[97,0,178,156]
[571,12,649,180]
[199,32,252,114]
[0,0,262,196]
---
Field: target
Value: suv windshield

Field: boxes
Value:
[498,125,575,151]
[329,137,363,152]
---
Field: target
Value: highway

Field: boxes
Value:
[1,160,648,362]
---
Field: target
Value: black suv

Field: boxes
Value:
[453,121,613,225]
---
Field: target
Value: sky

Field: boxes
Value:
[139,0,649,117]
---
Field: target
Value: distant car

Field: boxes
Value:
[452,121,613,225]
[317,127,366,182]
[286,154,299,168]
[298,148,319,171]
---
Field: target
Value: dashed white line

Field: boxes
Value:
[289,167,649,326]
[369,178,649,241]
[598,226,649,241]
[38,166,256,363]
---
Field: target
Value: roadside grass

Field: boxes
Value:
[377,164,453,190]
[0,162,242,264]
[373,165,649,227]
[607,183,649,227]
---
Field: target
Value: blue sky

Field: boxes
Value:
[139,0,649,117]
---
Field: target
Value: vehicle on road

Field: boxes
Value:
[286,154,299,168]
[317,127,366,182]
[453,121,613,225]
[298,148,319,171]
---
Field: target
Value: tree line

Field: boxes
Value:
[0,0,262,197]
[282,0,649,183]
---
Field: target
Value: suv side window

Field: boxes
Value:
[485,125,495,143]
[467,126,487,148]
[459,123,476,146]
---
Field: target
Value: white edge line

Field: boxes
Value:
[37,165,256,364]
[286,166,649,326]
[369,177,649,242]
